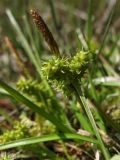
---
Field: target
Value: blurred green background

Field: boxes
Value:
[0,0,120,35]
[0,0,120,80]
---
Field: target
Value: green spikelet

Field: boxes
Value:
[17,78,37,94]
[42,57,70,81]
[69,51,91,75]
[16,78,50,107]
[17,78,49,98]
[0,115,47,144]
[42,50,93,95]
[0,121,30,144]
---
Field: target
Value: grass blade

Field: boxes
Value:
[98,81,120,87]
[0,133,98,150]
[86,0,93,45]
[0,80,70,132]
[80,96,110,160]
[70,100,93,133]
[73,84,110,160]
[6,9,44,80]
[6,10,38,68]
[98,0,117,55]
[92,77,120,86]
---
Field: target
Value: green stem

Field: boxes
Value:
[47,0,60,31]
[73,84,110,160]
[98,1,117,55]
[86,0,93,46]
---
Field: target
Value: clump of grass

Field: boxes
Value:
[0,1,120,159]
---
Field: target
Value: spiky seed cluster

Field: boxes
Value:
[0,115,55,144]
[30,10,60,56]
[17,78,50,107]
[0,118,42,144]
[42,58,70,81]
[69,51,90,75]
[16,78,62,115]
[17,78,50,97]
[42,51,92,95]
[17,78,38,94]
[0,121,30,144]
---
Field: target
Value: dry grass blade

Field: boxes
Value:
[30,9,60,57]
[4,36,30,78]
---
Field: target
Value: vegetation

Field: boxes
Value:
[0,0,120,159]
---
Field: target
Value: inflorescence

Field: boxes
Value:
[42,51,93,95]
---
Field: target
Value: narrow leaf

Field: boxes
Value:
[0,133,98,150]
[0,80,69,132]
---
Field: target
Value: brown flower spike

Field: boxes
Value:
[30,10,60,57]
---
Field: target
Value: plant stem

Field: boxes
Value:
[73,84,110,160]
[98,0,117,55]
[47,0,60,32]
[86,0,93,46]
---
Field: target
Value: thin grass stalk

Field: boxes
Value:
[88,72,99,102]
[98,0,117,55]
[23,15,41,67]
[86,0,93,45]
[6,10,40,73]
[87,100,107,132]
[73,84,110,160]
[107,34,120,57]
[47,0,60,32]
[70,100,93,133]
[76,29,88,50]
[0,133,98,150]
[4,36,30,78]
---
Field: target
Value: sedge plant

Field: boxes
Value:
[0,1,120,159]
